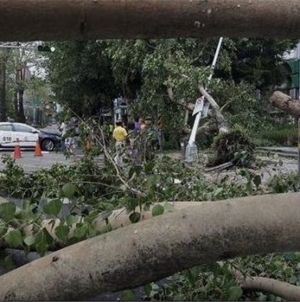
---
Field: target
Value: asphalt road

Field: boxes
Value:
[0,150,84,173]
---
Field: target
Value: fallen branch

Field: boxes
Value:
[204,161,233,172]
[0,193,300,300]
[167,87,195,111]
[199,86,229,134]
[232,266,300,301]
[269,91,300,117]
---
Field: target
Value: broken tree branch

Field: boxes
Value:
[232,267,300,301]
[0,193,300,300]
[269,91,300,117]
[199,85,229,134]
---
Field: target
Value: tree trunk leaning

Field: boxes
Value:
[269,91,300,117]
[0,59,6,122]
[199,86,229,134]
[0,193,300,300]
[1,0,300,41]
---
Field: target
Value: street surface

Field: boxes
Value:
[0,150,82,173]
[0,146,298,174]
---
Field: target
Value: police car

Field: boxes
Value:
[0,122,61,151]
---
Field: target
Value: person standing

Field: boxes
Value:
[113,120,128,166]
[59,120,67,152]
[134,117,141,134]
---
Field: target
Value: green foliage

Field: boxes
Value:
[152,204,164,217]
[45,40,119,117]
[145,252,300,301]
[259,124,297,146]
[268,172,300,193]
[44,38,297,146]
[0,135,299,301]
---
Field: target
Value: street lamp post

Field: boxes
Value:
[185,37,224,163]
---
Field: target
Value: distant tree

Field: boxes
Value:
[45,40,119,118]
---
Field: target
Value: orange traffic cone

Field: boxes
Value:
[13,140,22,159]
[34,140,43,157]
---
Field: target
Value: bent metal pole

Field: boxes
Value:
[185,37,223,162]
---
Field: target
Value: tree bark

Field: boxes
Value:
[18,89,26,123]
[269,91,300,117]
[13,90,19,121]
[0,193,300,300]
[1,0,300,41]
[232,268,300,301]
[0,58,7,122]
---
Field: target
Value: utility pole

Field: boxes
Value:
[185,37,224,163]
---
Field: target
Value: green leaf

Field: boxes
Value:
[143,284,152,297]
[62,183,76,199]
[4,255,15,270]
[0,220,7,236]
[129,212,141,223]
[43,199,63,216]
[72,223,88,239]
[35,229,54,256]
[55,225,70,240]
[65,215,81,226]
[214,187,223,196]
[147,175,160,190]
[123,290,136,301]
[152,204,164,217]
[227,285,243,300]
[5,229,23,248]
[24,235,36,246]
[0,202,16,222]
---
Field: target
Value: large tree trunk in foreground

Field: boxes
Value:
[1,0,300,41]
[0,193,300,300]
[269,91,300,116]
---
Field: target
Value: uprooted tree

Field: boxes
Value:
[1,0,300,301]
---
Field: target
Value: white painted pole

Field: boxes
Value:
[188,98,204,145]
[207,37,224,84]
[185,37,223,161]
[186,37,223,148]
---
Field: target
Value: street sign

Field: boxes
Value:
[192,97,204,116]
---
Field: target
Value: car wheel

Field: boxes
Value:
[41,139,55,151]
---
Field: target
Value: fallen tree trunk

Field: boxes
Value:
[1,0,300,41]
[1,193,300,300]
[269,91,300,116]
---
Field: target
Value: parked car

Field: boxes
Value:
[0,122,62,151]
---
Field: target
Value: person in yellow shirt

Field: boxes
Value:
[113,121,128,166]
